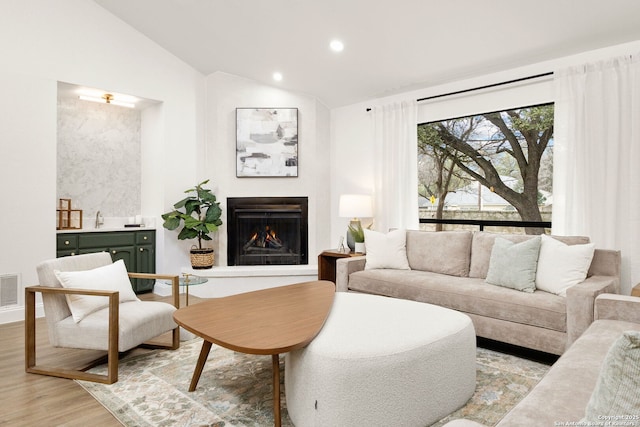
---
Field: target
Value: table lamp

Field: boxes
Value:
[339,194,373,252]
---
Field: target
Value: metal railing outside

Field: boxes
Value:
[419,218,551,231]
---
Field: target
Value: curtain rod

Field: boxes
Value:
[365,71,554,111]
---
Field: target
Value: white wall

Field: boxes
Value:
[330,39,640,293]
[0,0,204,323]
[0,73,57,321]
[203,72,332,265]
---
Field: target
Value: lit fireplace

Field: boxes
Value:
[243,226,284,252]
[227,197,308,266]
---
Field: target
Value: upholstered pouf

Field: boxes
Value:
[285,292,476,427]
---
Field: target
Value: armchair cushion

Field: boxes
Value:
[54,259,139,323]
[52,300,177,352]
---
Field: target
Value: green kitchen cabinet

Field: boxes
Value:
[135,233,156,293]
[56,229,156,294]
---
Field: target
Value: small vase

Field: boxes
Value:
[354,242,366,254]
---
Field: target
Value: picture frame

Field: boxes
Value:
[236,108,298,177]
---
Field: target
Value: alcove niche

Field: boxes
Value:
[56,82,162,224]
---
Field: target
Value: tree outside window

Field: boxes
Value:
[417,103,554,234]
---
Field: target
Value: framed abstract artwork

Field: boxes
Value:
[236,108,298,177]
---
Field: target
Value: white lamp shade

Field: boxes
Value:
[339,194,373,218]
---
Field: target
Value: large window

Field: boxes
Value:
[417,103,554,233]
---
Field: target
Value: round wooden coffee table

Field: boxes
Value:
[172,280,335,427]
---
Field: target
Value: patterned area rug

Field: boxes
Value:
[78,338,550,427]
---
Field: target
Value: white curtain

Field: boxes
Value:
[372,100,419,233]
[554,54,640,294]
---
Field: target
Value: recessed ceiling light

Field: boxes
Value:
[330,40,344,52]
[273,72,283,82]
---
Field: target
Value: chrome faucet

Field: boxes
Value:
[95,211,104,228]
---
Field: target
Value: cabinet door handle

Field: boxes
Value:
[112,250,117,254]
[139,248,144,252]
[71,252,76,256]
[143,236,148,240]
[64,240,70,245]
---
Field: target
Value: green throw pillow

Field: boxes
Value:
[485,237,541,293]
[582,331,640,422]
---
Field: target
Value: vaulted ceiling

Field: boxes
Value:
[95,0,640,108]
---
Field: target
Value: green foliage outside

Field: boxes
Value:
[417,104,554,233]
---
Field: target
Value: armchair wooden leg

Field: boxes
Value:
[172,327,180,349]
[25,288,37,372]
[106,294,119,384]
[24,287,120,385]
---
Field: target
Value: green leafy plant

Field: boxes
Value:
[348,222,365,243]
[161,180,223,249]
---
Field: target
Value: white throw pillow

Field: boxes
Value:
[54,259,140,323]
[364,229,410,270]
[535,234,595,296]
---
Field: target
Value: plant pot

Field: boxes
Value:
[190,247,214,269]
[355,242,366,254]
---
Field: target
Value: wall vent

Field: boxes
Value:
[0,274,19,307]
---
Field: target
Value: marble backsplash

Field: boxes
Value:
[57,95,141,222]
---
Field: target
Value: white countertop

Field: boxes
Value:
[57,225,156,233]
[57,216,157,233]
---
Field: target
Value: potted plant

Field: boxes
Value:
[162,179,223,269]
[348,222,366,254]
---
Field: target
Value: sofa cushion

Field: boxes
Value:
[364,229,410,270]
[485,237,541,293]
[406,230,472,277]
[582,330,640,422]
[536,234,595,296]
[348,269,567,332]
[469,232,591,279]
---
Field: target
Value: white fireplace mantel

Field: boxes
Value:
[154,264,319,299]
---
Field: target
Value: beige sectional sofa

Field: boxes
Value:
[444,294,640,427]
[335,230,621,355]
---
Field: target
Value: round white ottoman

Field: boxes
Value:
[285,293,476,427]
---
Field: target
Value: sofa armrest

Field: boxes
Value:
[595,294,640,323]
[565,275,619,347]
[335,256,366,292]
[588,249,621,288]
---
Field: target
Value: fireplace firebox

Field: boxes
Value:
[227,197,308,266]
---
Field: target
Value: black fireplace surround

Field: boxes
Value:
[227,197,308,266]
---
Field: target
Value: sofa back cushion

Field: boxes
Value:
[469,232,590,279]
[406,230,473,277]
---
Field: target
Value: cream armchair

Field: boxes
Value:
[25,252,180,384]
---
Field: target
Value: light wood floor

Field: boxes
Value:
[0,293,202,427]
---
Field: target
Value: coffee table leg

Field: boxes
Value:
[189,340,212,392]
[272,353,281,427]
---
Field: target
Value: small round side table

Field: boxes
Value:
[165,274,208,306]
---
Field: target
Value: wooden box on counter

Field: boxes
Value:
[57,198,83,230]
